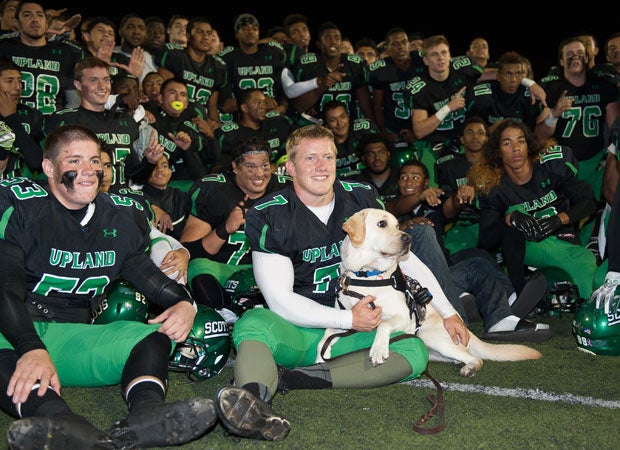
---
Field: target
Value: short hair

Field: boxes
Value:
[237,88,264,107]
[421,35,449,56]
[461,115,489,135]
[15,1,44,20]
[497,51,526,71]
[186,16,211,36]
[384,27,407,43]
[321,99,347,120]
[0,57,20,74]
[74,56,109,81]
[232,136,271,163]
[282,13,307,33]
[356,133,393,159]
[44,124,101,161]
[316,21,339,40]
[354,37,378,53]
[167,14,188,30]
[159,77,187,94]
[399,159,428,180]
[83,16,116,34]
[118,13,143,31]
[286,125,335,162]
[605,32,620,54]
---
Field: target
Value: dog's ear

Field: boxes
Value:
[342,210,366,247]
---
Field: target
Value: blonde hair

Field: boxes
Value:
[285,125,336,162]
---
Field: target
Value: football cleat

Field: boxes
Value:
[109,397,217,448]
[215,386,290,441]
[6,414,116,450]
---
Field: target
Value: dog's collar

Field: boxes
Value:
[342,269,398,288]
[352,269,386,278]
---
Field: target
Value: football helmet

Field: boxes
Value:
[92,280,149,324]
[224,268,267,315]
[534,280,580,317]
[169,306,231,381]
[572,278,620,356]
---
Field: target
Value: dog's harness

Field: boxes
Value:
[338,267,433,333]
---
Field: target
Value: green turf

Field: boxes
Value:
[1,314,618,449]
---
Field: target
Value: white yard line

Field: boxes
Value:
[404,379,620,409]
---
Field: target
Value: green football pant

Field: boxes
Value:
[232,308,429,383]
[525,236,597,299]
[0,321,162,387]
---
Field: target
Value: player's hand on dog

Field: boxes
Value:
[8,349,61,405]
[443,314,470,346]
[351,295,382,332]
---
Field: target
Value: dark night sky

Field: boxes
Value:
[52,1,617,79]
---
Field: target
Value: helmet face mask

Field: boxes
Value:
[92,280,149,324]
[572,283,620,356]
[169,306,231,381]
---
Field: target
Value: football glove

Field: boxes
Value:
[594,271,620,314]
[510,211,542,241]
[537,215,562,240]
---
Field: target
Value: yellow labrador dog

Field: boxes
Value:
[318,208,541,377]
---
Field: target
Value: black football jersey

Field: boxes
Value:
[290,52,370,119]
[405,56,483,148]
[540,71,618,161]
[478,145,595,239]
[0,37,84,115]
[0,177,154,322]
[214,112,292,167]
[218,42,288,103]
[334,118,379,178]
[435,154,479,224]
[369,53,425,133]
[466,81,543,129]
[245,180,382,306]
[188,171,291,265]
[153,48,228,107]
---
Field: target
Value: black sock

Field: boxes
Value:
[278,364,332,391]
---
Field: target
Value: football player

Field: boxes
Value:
[0,124,221,448]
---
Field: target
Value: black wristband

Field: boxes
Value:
[215,222,229,240]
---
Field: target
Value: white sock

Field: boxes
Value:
[488,315,520,332]
[508,292,517,306]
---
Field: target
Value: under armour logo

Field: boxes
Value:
[103,229,118,238]
[540,178,551,188]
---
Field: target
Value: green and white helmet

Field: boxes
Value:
[572,278,620,356]
[169,306,231,381]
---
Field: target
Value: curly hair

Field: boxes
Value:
[470,119,544,196]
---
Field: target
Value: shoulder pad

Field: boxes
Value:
[221,122,240,132]
[369,59,386,70]
[300,53,319,64]
[265,111,282,119]
[219,46,235,56]
[540,74,560,83]
[436,154,455,165]
[346,53,363,64]
[266,40,284,50]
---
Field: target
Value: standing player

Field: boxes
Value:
[155,16,228,128]
[0,1,83,115]
[290,21,373,125]
[538,36,620,202]
[218,14,289,115]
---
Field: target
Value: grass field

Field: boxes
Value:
[1,313,618,449]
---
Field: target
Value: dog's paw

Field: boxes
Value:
[459,359,483,377]
[369,345,390,366]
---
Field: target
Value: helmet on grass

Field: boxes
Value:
[572,282,620,356]
[169,306,231,381]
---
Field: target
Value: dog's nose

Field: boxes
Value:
[401,233,411,244]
